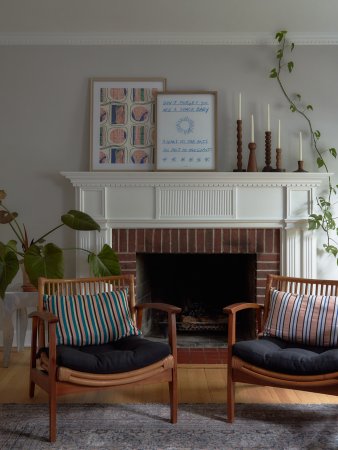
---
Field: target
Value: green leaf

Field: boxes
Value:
[291,42,295,51]
[88,244,121,277]
[324,245,338,257]
[276,30,287,42]
[290,104,296,112]
[287,61,294,72]
[319,197,330,208]
[61,210,100,232]
[0,243,20,299]
[329,147,337,158]
[24,243,64,287]
[295,94,301,101]
[314,130,321,139]
[270,68,278,78]
[276,49,283,59]
[306,105,313,111]
[317,157,325,168]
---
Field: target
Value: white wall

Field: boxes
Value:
[0,43,337,282]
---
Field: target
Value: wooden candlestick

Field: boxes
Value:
[262,131,273,172]
[234,120,246,172]
[294,160,307,173]
[274,148,285,172]
[247,142,258,172]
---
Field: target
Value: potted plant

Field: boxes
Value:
[0,189,120,298]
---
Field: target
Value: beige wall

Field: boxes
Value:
[0,44,337,280]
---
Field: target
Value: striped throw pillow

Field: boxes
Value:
[43,289,141,346]
[263,289,338,347]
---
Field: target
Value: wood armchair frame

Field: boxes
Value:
[29,274,181,442]
[224,273,338,422]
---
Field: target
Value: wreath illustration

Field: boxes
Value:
[176,116,194,135]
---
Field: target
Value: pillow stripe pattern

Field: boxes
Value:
[43,289,141,346]
[263,289,338,347]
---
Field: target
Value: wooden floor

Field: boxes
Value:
[2,349,338,405]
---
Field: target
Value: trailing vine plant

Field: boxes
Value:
[270,30,338,265]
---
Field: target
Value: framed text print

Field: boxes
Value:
[90,78,166,171]
[155,91,217,171]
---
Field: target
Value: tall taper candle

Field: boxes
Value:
[251,114,254,142]
[267,104,270,132]
[278,120,281,148]
[299,131,303,160]
[238,92,242,120]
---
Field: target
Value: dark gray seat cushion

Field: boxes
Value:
[233,337,338,375]
[41,336,171,374]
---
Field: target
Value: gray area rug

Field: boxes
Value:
[0,403,337,450]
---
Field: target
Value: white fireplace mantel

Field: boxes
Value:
[61,171,330,278]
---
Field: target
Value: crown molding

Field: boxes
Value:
[0,31,338,46]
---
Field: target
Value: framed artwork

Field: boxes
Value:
[90,78,166,171]
[155,91,217,171]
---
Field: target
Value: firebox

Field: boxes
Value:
[137,253,257,347]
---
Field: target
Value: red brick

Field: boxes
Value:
[257,254,280,262]
[222,229,231,253]
[274,229,281,253]
[196,229,205,252]
[154,229,162,253]
[128,229,136,252]
[265,229,274,253]
[214,229,222,253]
[188,229,196,253]
[119,229,128,253]
[145,229,154,252]
[162,229,171,253]
[230,229,240,253]
[205,229,214,253]
[171,229,179,253]
[179,229,188,253]
[136,229,145,252]
[256,229,265,252]
[248,229,257,253]
[239,229,248,253]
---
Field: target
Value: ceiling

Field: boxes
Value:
[1,0,338,34]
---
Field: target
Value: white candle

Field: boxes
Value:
[251,114,254,142]
[278,120,281,148]
[238,92,242,120]
[267,104,270,132]
[299,131,303,161]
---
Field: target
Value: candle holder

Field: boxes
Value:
[262,131,273,172]
[233,120,246,172]
[294,160,308,173]
[247,142,258,172]
[274,148,285,172]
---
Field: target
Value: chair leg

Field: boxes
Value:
[227,366,235,423]
[29,379,35,398]
[49,386,57,442]
[169,369,178,424]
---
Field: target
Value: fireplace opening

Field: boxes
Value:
[136,253,257,347]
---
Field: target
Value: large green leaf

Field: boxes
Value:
[0,242,20,299]
[61,210,100,231]
[24,243,64,287]
[88,244,120,277]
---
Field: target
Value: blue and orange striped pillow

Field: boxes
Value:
[263,289,338,347]
[43,289,141,346]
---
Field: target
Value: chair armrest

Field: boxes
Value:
[223,302,263,315]
[224,302,264,348]
[135,303,182,359]
[29,310,59,323]
[135,302,182,315]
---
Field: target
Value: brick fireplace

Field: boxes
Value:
[62,171,328,360]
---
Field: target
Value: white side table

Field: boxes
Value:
[2,289,38,367]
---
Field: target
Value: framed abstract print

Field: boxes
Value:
[155,91,217,171]
[90,78,166,171]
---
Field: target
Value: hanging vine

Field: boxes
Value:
[270,30,338,264]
